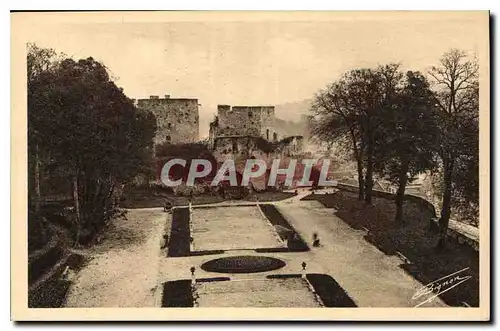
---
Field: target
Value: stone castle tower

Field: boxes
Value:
[137,95,199,145]
[208,105,278,146]
[208,104,305,161]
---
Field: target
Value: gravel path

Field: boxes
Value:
[274,200,448,307]
[64,209,167,307]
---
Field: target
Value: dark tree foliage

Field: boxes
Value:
[311,50,479,231]
[311,64,403,204]
[373,71,439,223]
[428,49,479,239]
[28,43,156,246]
[27,43,63,250]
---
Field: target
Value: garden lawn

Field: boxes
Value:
[190,206,285,251]
[195,278,321,307]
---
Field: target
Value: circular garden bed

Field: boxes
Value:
[200,255,286,273]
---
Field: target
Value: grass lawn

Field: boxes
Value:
[191,206,284,251]
[195,278,321,307]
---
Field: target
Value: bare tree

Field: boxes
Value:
[311,64,402,204]
[311,81,365,201]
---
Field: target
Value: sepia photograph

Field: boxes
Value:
[10,10,490,321]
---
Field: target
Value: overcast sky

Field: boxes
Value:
[24,12,486,136]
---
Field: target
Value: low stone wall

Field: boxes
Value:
[404,193,438,218]
[28,254,71,308]
[28,234,64,285]
[335,183,478,251]
[337,182,437,215]
[28,225,76,307]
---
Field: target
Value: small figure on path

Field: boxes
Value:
[163,199,172,212]
[312,232,321,247]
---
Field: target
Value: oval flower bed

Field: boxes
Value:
[201,255,286,273]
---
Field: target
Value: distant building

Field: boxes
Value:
[209,105,277,144]
[206,104,320,190]
[208,104,308,153]
[137,95,199,145]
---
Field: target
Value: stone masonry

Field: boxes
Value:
[137,95,199,145]
[208,104,284,148]
[210,105,277,140]
[208,104,310,174]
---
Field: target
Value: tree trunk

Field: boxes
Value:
[349,128,364,201]
[34,144,41,213]
[395,159,409,224]
[72,171,81,246]
[32,143,48,242]
[357,159,365,201]
[364,141,374,205]
[438,156,454,249]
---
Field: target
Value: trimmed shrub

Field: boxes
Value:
[161,280,193,307]
[167,208,190,257]
[259,204,310,252]
[266,274,302,279]
[189,250,225,257]
[195,277,230,283]
[306,273,357,307]
[200,255,286,273]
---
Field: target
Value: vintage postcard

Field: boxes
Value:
[11,11,490,321]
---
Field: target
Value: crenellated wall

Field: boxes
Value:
[213,105,273,138]
[137,95,199,145]
[208,103,312,163]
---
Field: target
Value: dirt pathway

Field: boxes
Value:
[64,209,166,307]
[274,200,448,307]
[64,197,450,308]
